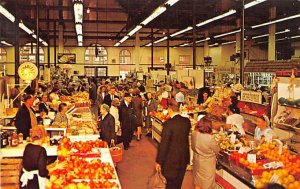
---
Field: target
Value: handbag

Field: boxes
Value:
[147,170,167,189]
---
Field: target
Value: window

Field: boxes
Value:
[84,66,107,77]
[20,43,44,63]
[85,44,107,64]
[84,67,95,77]
[119,49,131,64]
[0,48,7,62]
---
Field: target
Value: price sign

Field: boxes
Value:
[247,153,256,163]
[241,90,262,104]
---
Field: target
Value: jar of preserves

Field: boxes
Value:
[0,132,8,148]
[11,132,19,147]
[18,133,23,144]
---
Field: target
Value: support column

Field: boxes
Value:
[151,28,154,69]
[58,24,64,53]
[192,0,196,70]
[268,6,276,61]
[239,0,245,85]
[236,19,241,53]
[54,21,57,67]
[14,0,20,84]
[134,32,140,72]
[204,30,209,57]
[167,29,170,75]
[36,0,40,79]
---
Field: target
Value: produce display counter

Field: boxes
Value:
[217,153,255,189]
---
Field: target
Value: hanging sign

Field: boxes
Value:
[18,62,38,83]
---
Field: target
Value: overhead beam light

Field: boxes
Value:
[244,0,267,9]
[114,42,121,47]
[251,13,300,28]
[120,36,129,43]
[196,9,236,27]
[180,43,189,47]
[252,29,290,39]
[75,24,83,35]
[165,0,180,7]
[154,36,168,44]
[145,43,152,47]
[209,43,219,47]
[19,22,33,35]
[291,35,300,39]
[141,6,166,26]
[214,29,241,38]
[196,37,210,43]
[222,40,236,45]
[74,2,83,23]
[128,25,142,36]
[170,26,193,37]
[42,41,48,46]
[0,5,15,22]
[1,41,13,46]
[78,35,83,42]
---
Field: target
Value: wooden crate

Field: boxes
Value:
[0,158,22,188]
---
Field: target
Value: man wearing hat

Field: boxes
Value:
[119,93,137,150]
[99,104,116,146]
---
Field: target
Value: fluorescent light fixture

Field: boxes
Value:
[145,43,152,47]
[251,13,300,28]
[119,36,129,43]
[78,42,83,46]
[291,35,300,39]
[154,36,168,44]
[75,24,82,35]
[32,34,37,39]
[173,46,177,48]
[78,35,83,42]
[114,42,121,47]
[275,29,290,34]
[214,29,241,38]
[1,41,12,46]
[128,25,142,36]
[74,2,83,23]
[252,29,290,39]
[19,22,33,35]
[170,26,193,37]
[0,5,15,22]
[222,40,236,45]
[42,41,48,46]
[276,37,287,41]
[165,0,180,7]
[252,34,269,39]
[196,9,236,27]
[180,43,189,47]
[244,0,267,9]
[209,43,219,47]
[141,6,166,26]
[196,37,210,43]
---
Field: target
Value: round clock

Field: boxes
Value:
[18,62,38,83]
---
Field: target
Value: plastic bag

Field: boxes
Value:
[147,170,167,189]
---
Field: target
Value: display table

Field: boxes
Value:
[1,126,67,137]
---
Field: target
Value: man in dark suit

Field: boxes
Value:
[99,104,115,146]
[103,87,119,107]
[156,99,191,189]
[119,93,136,150]
[15,94,37,140]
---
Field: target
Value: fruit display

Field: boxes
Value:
[47,136,119,189]
[255,169,300,189]
[47,157,118,189]
[150,111,170,122]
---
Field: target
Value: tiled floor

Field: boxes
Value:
[116,135,194,189]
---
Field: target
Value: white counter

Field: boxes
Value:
[0,143,58,158]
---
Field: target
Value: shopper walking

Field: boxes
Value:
[144,92,157,136]
[131,89,143,140]
[103,87,119,107]
[156,100,191,189]
[191,116,220,189]
[99,104,116,146]
[89,78,98,118]
[119,93,136,150]
[110,98,121,143]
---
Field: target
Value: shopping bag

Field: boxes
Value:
[109,141,123,163]
[147,170,167,189]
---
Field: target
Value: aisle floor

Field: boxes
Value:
[116,136,194,189]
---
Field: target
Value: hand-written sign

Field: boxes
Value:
[241,90,262,104]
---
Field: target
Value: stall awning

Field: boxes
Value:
[244,60,300,73]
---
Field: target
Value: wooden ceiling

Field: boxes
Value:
[0,0,300,47]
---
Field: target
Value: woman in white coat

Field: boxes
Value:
[110,98,121,142]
